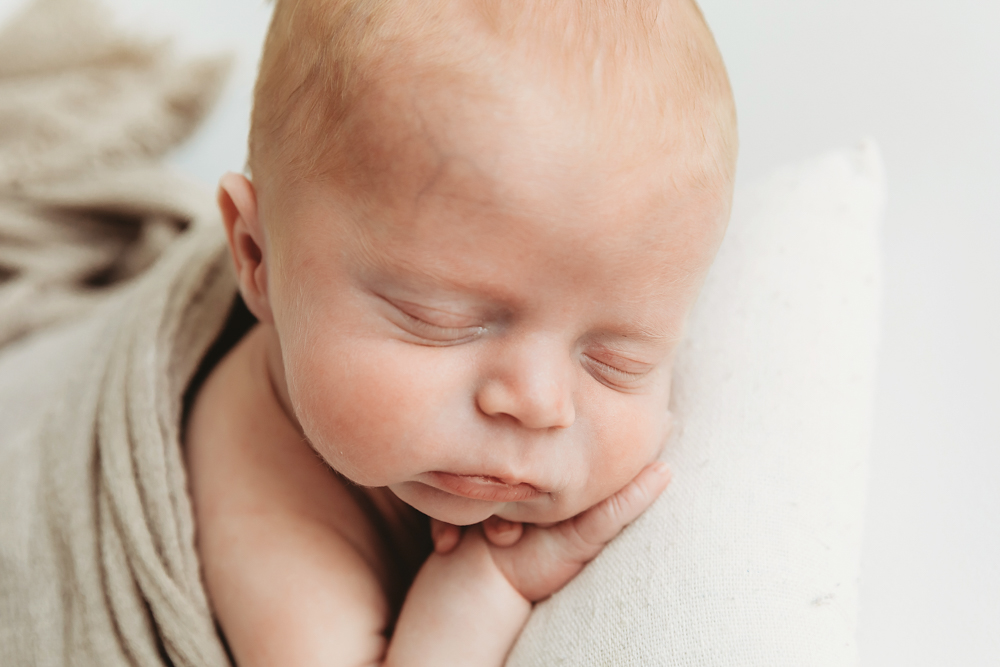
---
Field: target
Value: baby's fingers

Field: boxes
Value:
[483,516,523,547]
[570,461,671,551]
[430,519,461,554]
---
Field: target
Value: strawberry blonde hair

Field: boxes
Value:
[248,0,737,196]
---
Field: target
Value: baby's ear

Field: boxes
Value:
[218,172,274,324]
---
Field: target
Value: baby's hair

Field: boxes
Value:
[249,0,736,197]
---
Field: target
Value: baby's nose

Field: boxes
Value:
[474,337,575,430]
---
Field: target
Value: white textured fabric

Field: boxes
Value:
[508,143,884,666]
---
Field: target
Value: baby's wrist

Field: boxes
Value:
[438,526,532,609]
[386,529,530,666]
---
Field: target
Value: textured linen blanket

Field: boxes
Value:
[0,1,236,664]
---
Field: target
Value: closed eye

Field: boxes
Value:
[582,354,653,390]
[383,297,486,346]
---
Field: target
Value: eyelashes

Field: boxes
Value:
[385,298,487,346]
[397,311,487,345]
[581,354,651,390]
[381,295,655,388]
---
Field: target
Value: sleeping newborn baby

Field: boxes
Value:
[184,0,737,664]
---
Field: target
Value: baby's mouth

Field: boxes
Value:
[425,472,544,503]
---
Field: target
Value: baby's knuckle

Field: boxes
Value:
[619,482,650,515]
[561,524,599,561]
[605,494,629,526]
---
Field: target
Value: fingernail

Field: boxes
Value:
[652,461,673,484]
[493,519,515,532]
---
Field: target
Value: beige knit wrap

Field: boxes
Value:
[0,0,237,664]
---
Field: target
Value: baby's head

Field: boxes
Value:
[220,0,737,526]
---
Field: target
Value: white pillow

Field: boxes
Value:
[507,143,884,666]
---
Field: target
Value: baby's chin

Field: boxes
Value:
[390,480,577,527]
[426,503,573,528]
[389,481,503,526]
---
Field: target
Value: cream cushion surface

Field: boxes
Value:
[508,143,884,666]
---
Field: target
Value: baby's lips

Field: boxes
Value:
[427,471,545,503]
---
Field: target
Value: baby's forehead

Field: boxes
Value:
[314,66,729,239]
[316,140,727,313]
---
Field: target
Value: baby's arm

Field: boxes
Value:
[386,462,672,666]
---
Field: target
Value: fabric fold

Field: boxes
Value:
[0,1,237,663]
[1,224,238,666]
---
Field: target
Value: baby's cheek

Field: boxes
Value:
[587,394,668,498]
[286,345,410,481]
[284,337,474,486]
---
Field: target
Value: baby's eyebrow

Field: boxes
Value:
[362,253,521,304]
[593,325,681,348]
[358,247,686,344]
[621,329,676,343]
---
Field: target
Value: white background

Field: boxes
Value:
[695,3,1000,665]
[2,1,997,664]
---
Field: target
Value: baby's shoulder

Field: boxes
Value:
[185,326,398,664]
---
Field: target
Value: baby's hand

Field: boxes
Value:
[430,461,671,602]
